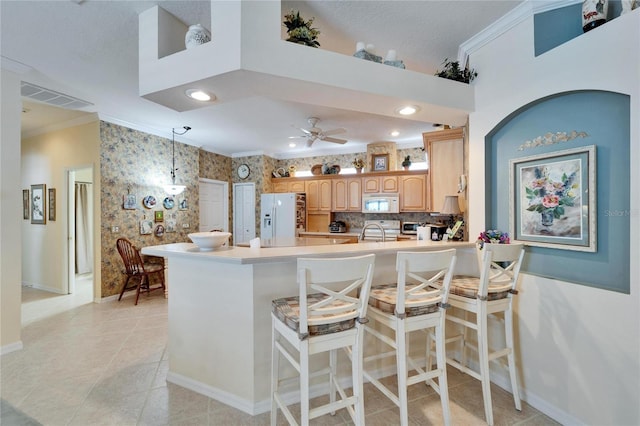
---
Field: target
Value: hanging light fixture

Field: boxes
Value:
[163,126,191,195]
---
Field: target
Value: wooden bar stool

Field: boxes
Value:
[445,243,525,425]
[270,254,375,425]
[363,249,457,426]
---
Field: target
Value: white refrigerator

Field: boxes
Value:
[260,193,306,239]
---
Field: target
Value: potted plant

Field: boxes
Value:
[283,10,320,48]
[352,158,366,173]
[401,155,411,170]
[435,59,477,83]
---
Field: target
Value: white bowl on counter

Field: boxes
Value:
[188,232,232,250]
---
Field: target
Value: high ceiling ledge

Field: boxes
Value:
[139,1,474,127]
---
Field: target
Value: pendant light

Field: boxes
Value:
[163,126,191,195]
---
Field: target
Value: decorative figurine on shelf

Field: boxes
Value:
[402,155,411,170]
[353,42,382,63]
[185,24,211,49]
[383,49,406,69]
[283,10,320,47]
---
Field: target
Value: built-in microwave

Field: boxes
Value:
[362,193,400,214]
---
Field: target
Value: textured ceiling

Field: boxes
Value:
[1,0,522,158]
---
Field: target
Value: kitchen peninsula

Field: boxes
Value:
[142,239,476,415]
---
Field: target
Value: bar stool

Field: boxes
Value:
[270,254,375,425]
[363,249,457,426]
[445,243,525,425]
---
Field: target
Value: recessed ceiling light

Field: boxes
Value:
[289,142,297,148]
[185,89,215,102]
[390,130,400,137]
[397,105,419,116]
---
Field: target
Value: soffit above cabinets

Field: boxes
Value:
[138,3,474,128]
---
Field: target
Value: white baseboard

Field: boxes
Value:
[1,341,23,355]
[21,282,66,294]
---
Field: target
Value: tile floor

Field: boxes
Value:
[1,278,560,425]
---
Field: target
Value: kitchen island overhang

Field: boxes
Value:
[142,240,476,415]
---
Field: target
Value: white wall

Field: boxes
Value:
[468,11,639,425]
[21,122,101,297]
[1,69,23,353]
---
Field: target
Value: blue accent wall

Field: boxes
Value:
[534,1,625,56]
[486,90,630,293]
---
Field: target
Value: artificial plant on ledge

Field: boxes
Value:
[435,58,477,83]
[283,9,320,48]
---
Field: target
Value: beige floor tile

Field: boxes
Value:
[1,284,558,426]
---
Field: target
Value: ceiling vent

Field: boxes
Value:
[21,82,93,110]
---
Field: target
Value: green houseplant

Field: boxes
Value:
[435,59,477,83]
[401,155,411,169]
[283,10,320,48]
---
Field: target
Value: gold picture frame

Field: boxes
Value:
[48,188,56,221]
[23,189,29,220]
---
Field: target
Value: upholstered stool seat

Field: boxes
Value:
[449,276,510,300]
[271,294,356,336]
[368,283,440,317]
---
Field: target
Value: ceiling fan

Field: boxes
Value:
[290,117,347,147]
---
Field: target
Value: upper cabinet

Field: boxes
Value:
[305,179,332,212]
[332,177,363,212]
[423,128,464,213]
[362,175,398,193]
[398,174,427,212]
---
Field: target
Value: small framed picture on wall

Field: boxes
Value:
[372,153,389,172]
[31,184,46,225]
[48,188,56,221]
[23,189,29,220]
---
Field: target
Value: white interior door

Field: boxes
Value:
[199,179,228,232]
[233,183,256,244]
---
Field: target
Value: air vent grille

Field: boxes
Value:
[20,82,93,110]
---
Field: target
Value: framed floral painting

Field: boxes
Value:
[509,145,596,252]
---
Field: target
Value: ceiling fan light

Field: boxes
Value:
[390,130,400,137]
[397,105,419,115]
[185,89,215,102]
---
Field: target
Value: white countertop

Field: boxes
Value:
[141,239,474,265]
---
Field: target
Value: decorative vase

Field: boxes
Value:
[582,0,608,32]
[185,24,211,49]
[541,210,554,226]
[355,168,363,174]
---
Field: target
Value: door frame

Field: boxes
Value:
[199,178,229,232]
[65,165,95,298]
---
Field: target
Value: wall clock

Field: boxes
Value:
[237,164,250,179]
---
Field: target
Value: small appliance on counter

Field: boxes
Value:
[401,221,421,235]
[329,221,347,233]
[428,224,449,241]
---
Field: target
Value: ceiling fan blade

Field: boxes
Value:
[305,138,315,147]
[288,135,306,139]
[322,128,346,136]
[322,136,348,144]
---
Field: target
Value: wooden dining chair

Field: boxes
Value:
[116,237,165,305]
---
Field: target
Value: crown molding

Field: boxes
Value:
[457,0,582,66]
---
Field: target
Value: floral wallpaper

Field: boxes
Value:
[99,126,431,298]
[100,122,199,297]
[272,146,425,174]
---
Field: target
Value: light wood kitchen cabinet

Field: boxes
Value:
[424,128,464,212]
[272,180,305,193]
[305,179,332,212]
[362,175,398,193]
[332,178,362,212]
[399,174,427,212]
